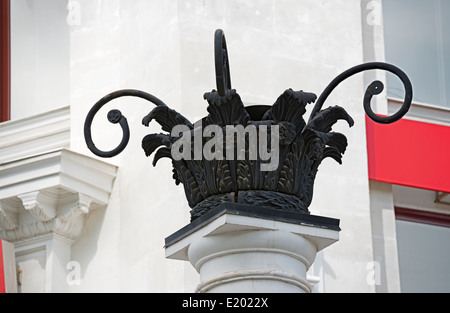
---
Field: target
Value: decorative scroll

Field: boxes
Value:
[309,62,413,126]
[84,89,168,158]
[214,29,232,97]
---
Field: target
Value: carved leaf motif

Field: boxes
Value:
[307,105,354,133]
[173,161,201,207]
[311,130,347,151]
[237,160,251,190]
[216,161,233,193]
[142,134,171,157]
[308,130,349,165]
[189,161,209,199]
[202,160,216,195]
[322,146,345,165]
[237,191,309,214]
[263,89,316,132]
[277,151,295,194]
[262,169,278,191]
[152,147,172,166]
[305,105,354,165]
[190,193,234,221]
[142,106,193,132]
[204,90,250,126]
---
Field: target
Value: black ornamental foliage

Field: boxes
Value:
[140,87,355,220]
[84,29,413,221]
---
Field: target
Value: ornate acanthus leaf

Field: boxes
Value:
[142,106,194,132]
[142,133,172,158]
[204,89,250,126]
[263,89,317,133]
[305,105,355,164]
[308,130,349,164]
[307,105,354,133]
[152,147,172,166]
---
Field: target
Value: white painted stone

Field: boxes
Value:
[10,0,70,120]
[0,106,70,164]
[0,116,117,292]
[166,212,339,293]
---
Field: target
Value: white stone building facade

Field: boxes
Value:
[1,0,449,293]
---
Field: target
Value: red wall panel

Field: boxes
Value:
[0,240,5,293]
[1,0,10,122]
[366,116,450,193]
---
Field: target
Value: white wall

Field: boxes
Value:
[69,0,196,293]
[10,0,70,120]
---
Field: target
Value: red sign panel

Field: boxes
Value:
[0,240,5,293]
[0,0,10,122]
[366,116,450,193]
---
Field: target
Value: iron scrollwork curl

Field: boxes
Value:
[84,89,168,158]
[213,30,413,126]
[308,62,413,126]
[214,29,232,97]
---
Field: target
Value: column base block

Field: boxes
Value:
[165,203,340,293]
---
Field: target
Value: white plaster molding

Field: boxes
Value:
[0,149,117,205]
[388,98,450,127]
[0,199,19,230]
[0,149,118,244]
[0,192,95,244]
[0,106,70,164]
[18,191,57,222]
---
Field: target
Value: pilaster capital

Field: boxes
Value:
[0,149,118,245]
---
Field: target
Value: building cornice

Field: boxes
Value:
[0,148,118,244]
[0,106,70,164]
[388,98,450,127]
